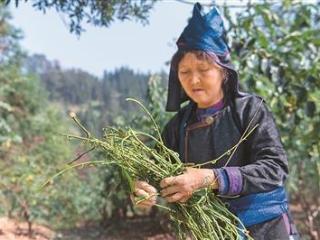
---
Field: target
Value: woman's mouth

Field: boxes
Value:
[192,89,205,94]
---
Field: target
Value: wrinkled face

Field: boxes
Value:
[178,52,224,108]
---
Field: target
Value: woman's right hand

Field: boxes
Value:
[131,180,158,210]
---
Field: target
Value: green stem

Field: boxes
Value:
[126,98,163,143]
[40,160,112,189]
[70,114,91,138]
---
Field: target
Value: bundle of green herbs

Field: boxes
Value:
[44,98,259,240]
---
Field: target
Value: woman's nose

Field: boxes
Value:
[190,73,200,85]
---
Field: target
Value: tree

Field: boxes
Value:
[0,5,106,235]
[4,0,157,34]
[0,6,25,152]
[223,1,320,237]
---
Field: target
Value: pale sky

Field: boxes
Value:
[9,0,246,77]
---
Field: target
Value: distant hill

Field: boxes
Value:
[23,54,168,133]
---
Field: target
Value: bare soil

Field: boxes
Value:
[0,217,175,240]
[1,203,318,240]
[0,217,54,240]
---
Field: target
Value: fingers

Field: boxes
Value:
[135,180,157,195]
[131,195,155,209]
[165,192,193,203]
[160,175,193,203]
[161,188,192,202]
[132,181,158,209]
[134,175,194,205]
[145,184,157,195]
[130,194,151,209]
[134,188,149,198]
[135,196,156,208]
[160,176,177,188]
[160,185,180,197]
[165,192,183,203]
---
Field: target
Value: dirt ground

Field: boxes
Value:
[1,204,319,240]
[0,218,54,240]
[55,217,175,240]
[0,217,175,240]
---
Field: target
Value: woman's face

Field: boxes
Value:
[178,52,224,108]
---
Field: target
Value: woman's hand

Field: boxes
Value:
[160,168,218,203]
[131,180,158,210]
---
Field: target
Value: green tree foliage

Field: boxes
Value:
[24,54,156,134]
[3,1,318,238]
[0,6,22,65]
[223,1,320,237]
[5,0,157,34]
[92,73,172,225]
[20,50,171,226]
[0,6,25,151]
[101,67,149,116]
[130,73,173,134]
[0,6,105,232]
[25,54,101,105]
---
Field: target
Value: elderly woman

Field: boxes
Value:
[133,3,299,240]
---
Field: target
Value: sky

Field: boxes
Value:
[9,0,251,77]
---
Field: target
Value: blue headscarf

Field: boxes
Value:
[166,2,242,112]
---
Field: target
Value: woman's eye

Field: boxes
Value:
[179,71,189,75]
[199,68,209,72]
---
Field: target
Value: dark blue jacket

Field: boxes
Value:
[162,93,298,239]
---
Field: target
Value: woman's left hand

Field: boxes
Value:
[160,167,217,203]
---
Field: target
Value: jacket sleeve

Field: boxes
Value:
[215,96,289,196]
